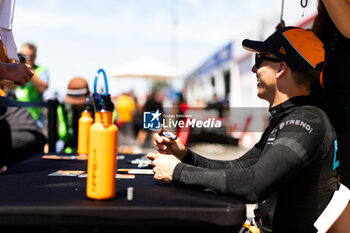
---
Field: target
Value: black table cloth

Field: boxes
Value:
[0,153,246,233]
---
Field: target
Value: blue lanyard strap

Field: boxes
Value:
[93,68,109,95]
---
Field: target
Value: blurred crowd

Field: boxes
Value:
[1,44,228,154]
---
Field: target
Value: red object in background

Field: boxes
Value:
[176,103,190,146]
[176,118,190,147]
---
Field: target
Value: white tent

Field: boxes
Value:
[110,57,180,82]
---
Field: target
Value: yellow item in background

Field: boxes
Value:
[115,94,135,123]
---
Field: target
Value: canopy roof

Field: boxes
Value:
[111,57,180,81]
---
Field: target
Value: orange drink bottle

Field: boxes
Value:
[77,98,94,155]
[87,93,118,200]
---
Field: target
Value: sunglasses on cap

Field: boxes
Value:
[255,53,283,68]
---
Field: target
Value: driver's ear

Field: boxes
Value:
[276,61,288,79]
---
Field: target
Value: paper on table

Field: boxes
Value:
[118,168,154,175]
[42,155,125,160]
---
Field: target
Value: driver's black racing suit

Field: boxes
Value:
[173,96,339,233]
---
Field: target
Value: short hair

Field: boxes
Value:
[290,69,318,89]
[22,42,37,53]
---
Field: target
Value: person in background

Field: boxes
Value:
[147,27,339,233]
[56,77,90,153]
[0,0,44,173]
[15,42,49,127]
[206,93,224,118]
[137,90,164,147]
[177,92,188,120]
[131,92,143,140]
[310,0,350,189]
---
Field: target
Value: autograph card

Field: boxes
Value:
[118,168,154,175]
[48,170,85,177]
[116,174,135,179]
[42,155,125,160]
[42,155,88,160]
[77,173,135,179]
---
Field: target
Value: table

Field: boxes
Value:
[0,153,246,233]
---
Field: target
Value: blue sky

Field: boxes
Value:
[12,0,317,97]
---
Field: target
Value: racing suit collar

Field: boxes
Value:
[269,96,311,117]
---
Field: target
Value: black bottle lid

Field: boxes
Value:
[100,94,114,112]
[93,93,102,111]
[83,96,94,112]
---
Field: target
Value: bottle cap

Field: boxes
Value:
[83,97,94,112]
[100,94,114,112]
[93,93,102,111]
